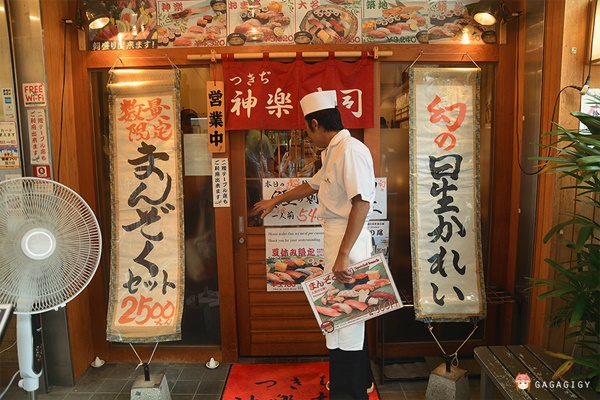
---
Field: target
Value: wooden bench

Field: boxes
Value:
[474,345,597,399]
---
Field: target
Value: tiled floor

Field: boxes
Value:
[0,357,503,399]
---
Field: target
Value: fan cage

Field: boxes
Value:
[0,178,102,314]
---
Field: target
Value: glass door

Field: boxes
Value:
[0,0,22,181]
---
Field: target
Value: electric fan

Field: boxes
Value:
[0,177,102,398]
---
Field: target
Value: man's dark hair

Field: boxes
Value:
[304,107,344,132]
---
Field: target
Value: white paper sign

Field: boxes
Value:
[22,83,46,107]
[262,177,388,226]
[212,158,230,207]
[26,109,49,165]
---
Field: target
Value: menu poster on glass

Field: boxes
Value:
[88,1,159,51]
[301,253,402,334]
[261,177,388,226]
[427,0,495,44]
[368,220,389,262]
[295,0,362,45]
[265,222,387,292]
[265,227,325,292]
[156,0,227,47]
[227,0,295,46]
[362,0,427,44]
[0,121,19,169]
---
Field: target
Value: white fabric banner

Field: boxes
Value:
[409,67,486,322]
[106,69,185,342]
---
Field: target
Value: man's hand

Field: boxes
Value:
[251,198,278,219]
[332,253,353,283]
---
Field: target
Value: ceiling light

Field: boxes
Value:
[473,1,499,25]
[83,1,110,30]
[473,0,521,26]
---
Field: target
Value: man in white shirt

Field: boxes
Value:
[252,90,376,399]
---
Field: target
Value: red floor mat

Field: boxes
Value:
[223,361,379,399]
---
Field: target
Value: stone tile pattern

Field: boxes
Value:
[0,357,502,399]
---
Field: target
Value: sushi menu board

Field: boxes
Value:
[265,222,390,292]
[362,1,428,44]
[296,2,362,45]
[88,1,159,51]
[265,227,325,292]
[427,0,494,44]
[302,253,402,334]
[156,0,228,47]
[227,0,296,46]
[87,0,494,50]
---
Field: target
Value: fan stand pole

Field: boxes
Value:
[16,314,42,399]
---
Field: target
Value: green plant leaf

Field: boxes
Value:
[572,111,600,135]
[571,358,600,369]
[569,297,586,327]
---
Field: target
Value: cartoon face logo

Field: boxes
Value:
[515,373,531,390]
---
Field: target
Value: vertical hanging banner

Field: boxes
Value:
[409,67,486,322]
[223,56,373,129]
[206,81,226,153]
[106,69,185,342]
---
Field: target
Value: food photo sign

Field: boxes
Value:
[156,0,228,47]
[265,222,389,291]
[227,0,295,46]
[265,227,325,291]
[295,0,362,45]
[86,0,495,50]
[301,253,402,334]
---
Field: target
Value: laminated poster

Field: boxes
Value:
[156,0,228,47]
[301,253,402,334]
[265,227,325,292]
[265,221,389,292]
[227,0,295,46]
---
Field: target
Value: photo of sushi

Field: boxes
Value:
[156,0,227,47]
[361,4,427,44]
[88,1,158,50]
[299,5,359,44]
[427,0,492,43]
[301,254,403,334]
[266,256,325,291]
[229,1,295,45]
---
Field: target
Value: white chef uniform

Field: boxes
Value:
[308,129,376,351]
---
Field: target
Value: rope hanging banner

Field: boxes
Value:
[409,66,486,323]
[106,67,185,343]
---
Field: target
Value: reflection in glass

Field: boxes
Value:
[180,106,220,345]
[245,129,319,227]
